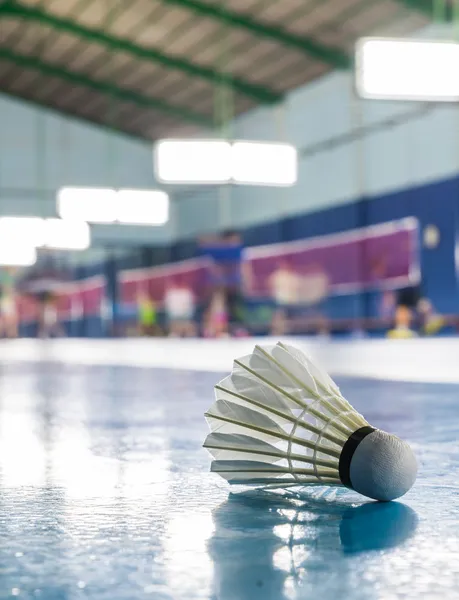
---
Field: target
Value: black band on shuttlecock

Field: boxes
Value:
[339,426,376,489]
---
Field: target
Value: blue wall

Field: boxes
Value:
[73,172,459,329]
[175,87,459,237]
[0,93,175,247]
[239,175,459,317]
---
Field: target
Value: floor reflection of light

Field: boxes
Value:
[0,412,46,487]
[123,454,171,499]
[53,425,119,499]
[273,545,311,574]
[273,545,296,572]
[274,523,294,543]
[361,536,459,598]
[272,517,315,597]
[162,511,215,600]
[283,576,297,600]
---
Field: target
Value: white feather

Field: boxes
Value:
[204,343,368,488]
[276,342,341,396]
[204,432,338,469]
[211,460,340,485]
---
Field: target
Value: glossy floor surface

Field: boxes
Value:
[0,355,458,599]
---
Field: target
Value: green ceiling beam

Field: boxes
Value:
[0,0,281,104]
[395,0,453,20]
[0,48,212,126]
[160,0,350,68]
[0,88,146,141]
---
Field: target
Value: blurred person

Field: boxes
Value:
[200,230,249,336]
[38,292,65,338]
[270,307,289,336]
[300,263,330,336]
[268,259,300,335]
[380,290,396,321]
[69,293,84,338]
[417,298,445,336]
[203,287,229,338]
[269,259,300,306]
[387,305,417,339]
[100,293,113,337]
[387,285,420,339]
[221,231,250,335]
[137,292,160,336]
[164,276,196,337]
[15,254,70,337]
[317,319,331,339]
[0,267,18,338]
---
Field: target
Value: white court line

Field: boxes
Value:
[0,336,457,384]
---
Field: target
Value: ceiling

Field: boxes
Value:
[0,0,435,141]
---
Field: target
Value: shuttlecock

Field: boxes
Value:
[203,342,417,501]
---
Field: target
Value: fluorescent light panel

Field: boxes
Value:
[57,187,170,225]
[154,139,232,184]
[0,217,46,247]
[355,37,459,101]
[0,217,90,251]
[153,139,297,186]
[58,187,118,223]
[117,190,169,225]
[44,219,90,250]
[0,244,36,267]
[232,141,297,186]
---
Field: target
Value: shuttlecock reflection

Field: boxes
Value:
[209,489,418,600]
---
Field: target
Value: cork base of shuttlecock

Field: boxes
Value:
[349,430,418,501]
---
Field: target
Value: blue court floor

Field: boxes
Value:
[0,354,458,599]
